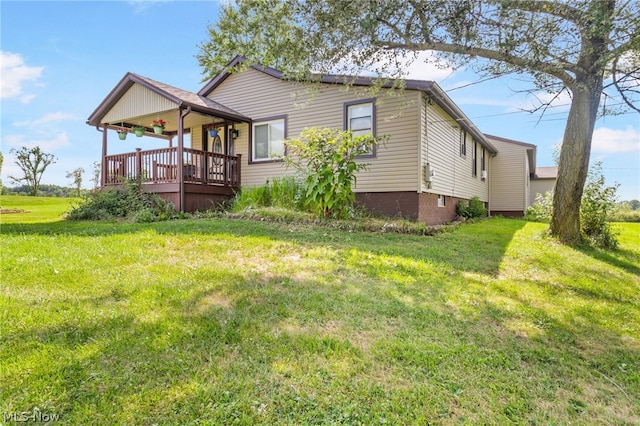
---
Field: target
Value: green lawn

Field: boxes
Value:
[1,195,78,224]
[1,195,639,424]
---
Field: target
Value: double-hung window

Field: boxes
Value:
[460,130,467,157]
[345,99,375,157]
[252,117,285,162]
[472,142,478,177]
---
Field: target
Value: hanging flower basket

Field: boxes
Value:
[133,126,145,137]
[209,128,218,137]
[118,131,128,141]
[152,119,166,135]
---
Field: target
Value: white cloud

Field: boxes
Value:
[330,50,459,82]
[13,112,76,127]
[592,126,640,154]
[402,51,459,81]
[0,51,43,102]
[4,132,70,152]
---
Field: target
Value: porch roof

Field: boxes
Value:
[87,72,251,127]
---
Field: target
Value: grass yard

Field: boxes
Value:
[0,195,78,224]
[1,195,639,424]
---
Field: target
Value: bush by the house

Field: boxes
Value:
[525,191,554,222]
[67,178,175,222]
[580,163,619,249]
[456,196,487,219]
[525,162,619,249]
[285,127,380,219]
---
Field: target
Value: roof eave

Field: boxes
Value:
[426,84,498,155]
[199,57,497,155]
[185,102,251,123]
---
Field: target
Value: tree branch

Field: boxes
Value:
[500,0,583,26]
[612,55,640,113]
[379,39,576,88]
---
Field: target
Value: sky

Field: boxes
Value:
[1,1,639,200]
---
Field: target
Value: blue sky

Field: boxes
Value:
[2,1,639,200]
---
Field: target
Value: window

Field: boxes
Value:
[472,142,478,177]
[481,148,486,180]
[460,130,467,157]
[345,99,375,156]
[437,195,446,208]
[252,117,285,162]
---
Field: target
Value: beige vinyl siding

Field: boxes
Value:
[191,125,203,150]
[530,178,555,206]
[487,136,528,212]
[207,69,421,191]
[103,83,177,124]
[420,98,489,201]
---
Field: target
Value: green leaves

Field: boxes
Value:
[284,127,378,219]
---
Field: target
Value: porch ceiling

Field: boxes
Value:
[87,72,251,131]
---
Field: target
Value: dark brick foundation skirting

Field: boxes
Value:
[417,193,465,226]
[356,192,419,220]
[356,191,472,226]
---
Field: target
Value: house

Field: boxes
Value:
[530,166,558,206]
[484,134,557,217]
[87,56,552,224]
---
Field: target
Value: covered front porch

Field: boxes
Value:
[87,72,251,211]
[104,146,241,212]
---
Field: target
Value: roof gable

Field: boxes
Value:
[87,72,250,127]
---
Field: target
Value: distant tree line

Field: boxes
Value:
[1,184,88,198]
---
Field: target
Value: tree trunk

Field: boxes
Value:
[549,79,603,245]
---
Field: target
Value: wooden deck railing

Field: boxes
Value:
[104,147,241,187]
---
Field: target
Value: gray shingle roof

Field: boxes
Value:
[87,72,251,126]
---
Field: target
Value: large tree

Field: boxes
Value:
[9,146,57,196]
[199,0,640,245]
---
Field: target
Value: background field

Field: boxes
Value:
[1,195,638,424]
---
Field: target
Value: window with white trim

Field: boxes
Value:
[437,195,446,208]
[345,100,375,156]
[252,118,285,162]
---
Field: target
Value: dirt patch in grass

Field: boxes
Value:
[0,208,30,214]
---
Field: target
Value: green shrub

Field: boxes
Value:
[456,196,487,219]
[67,178,175,221]
[525,162,620,249]
[525,191,554,222]
[285,127,381,219]
[580,162,619,249]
